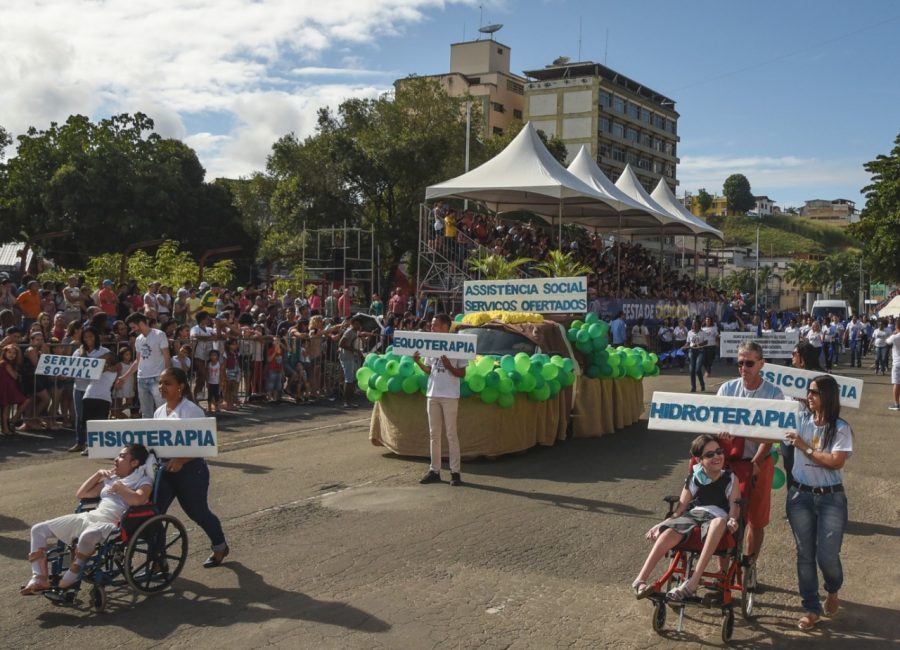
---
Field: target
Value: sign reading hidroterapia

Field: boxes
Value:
[86,418,218,458]
[36,354,105,380]
[719,331,799,359]
[648,391,799,441]
[463,277,587,314]
[391,331,479,360]
[761,365,862,408]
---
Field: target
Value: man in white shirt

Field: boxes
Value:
[413,314,467,486]
[118,313,171,417]
[844,315,865,368]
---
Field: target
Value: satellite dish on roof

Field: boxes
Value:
[553,56,571,65]
[479,23,503,36]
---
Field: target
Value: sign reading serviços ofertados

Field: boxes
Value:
[463,277,588,314]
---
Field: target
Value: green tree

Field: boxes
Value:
[696,188,713,214]
[722,174,755,214]
[532,250,592,278]
[467,251,533,280]
[0,125,10,160]
[849,132,900,282]
[783,260,819,293]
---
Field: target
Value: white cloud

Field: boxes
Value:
[0,0,470,179]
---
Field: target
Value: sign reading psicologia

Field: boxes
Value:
[391,331,478,360]
[761,366,862,409]
[463,277,587,314]
[86,418,218,459]
[36,354,105,380]
[719,331,799,359]
[648,392,799,441]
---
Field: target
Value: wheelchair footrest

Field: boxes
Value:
[44,588,78,605]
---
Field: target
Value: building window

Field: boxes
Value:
[507,79,524,95]
[626,127,638,143]
[491,102,505,113]
[493,126,504,135]
[599,91,611,107]
[599,117,610,133]
[497,48,504,54]
[612,122,624,139]
[627,152,638,165]
[626,102,639,119]
[599,143,610,158]
[653,137,663,152]
[665,164,674,178]
[666,119,677,134]
[613,96,625,113]
[653,160,664,174]
[664,141,674,155]
[612,147,626,162]
[641,108,651,124]
[638,157,651,171]
[654,115,665,130]
[513,108,523,120]
[641,133,652,148]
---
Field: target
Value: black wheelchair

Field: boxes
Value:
[43,451,189,612]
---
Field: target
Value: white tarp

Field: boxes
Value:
[879,295,900,318]
[650,178,724,241]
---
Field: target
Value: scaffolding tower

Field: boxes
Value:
[300,222,377,303]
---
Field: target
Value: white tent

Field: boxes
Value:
[880,295,900,318]
[650,179,724,241]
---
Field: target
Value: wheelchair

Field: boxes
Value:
[644,439,757,644]
[43,451,189,612]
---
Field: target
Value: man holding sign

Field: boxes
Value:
[413,314,467,487]
[716,341,784,568]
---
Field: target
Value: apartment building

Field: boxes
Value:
[801,199,858,227]
[522,60,679,192]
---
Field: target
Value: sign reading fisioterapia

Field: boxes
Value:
[463,277,587,314]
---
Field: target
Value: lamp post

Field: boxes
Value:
[754,220,760,314]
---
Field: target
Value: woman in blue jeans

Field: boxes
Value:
[682,318,706,392]
[784,374,853,631]
[154,367,229,568]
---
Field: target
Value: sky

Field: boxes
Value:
[2,0,899,209]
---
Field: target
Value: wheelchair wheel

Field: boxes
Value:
[741,564,756,620]
[89,585,107,612]
[123,514,188,595]
[720,607,735,644]
[651,601,666,633]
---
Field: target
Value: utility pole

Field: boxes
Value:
[755,220,760,314]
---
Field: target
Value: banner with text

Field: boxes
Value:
[719,331,799,359]
[588,298,722,326]
[761,366,862,408]
[648,391,799,440]
[86,418,218,459]
[36,354,105,380]
[391,331,479,360]
[463,277,587,314]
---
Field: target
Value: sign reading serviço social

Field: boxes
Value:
[463,277,587,314]
[719,331,799,359]
[86,418,218,459]
[391,331,478,360]
[761,365,862,409]
[36,354,105,380]
[648,392,799,441]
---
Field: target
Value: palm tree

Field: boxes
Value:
[783,260,818,293]
[467,250,533,280]
[532,250,592,278]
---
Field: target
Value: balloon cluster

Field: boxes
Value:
[771,445,786,489]
[566,313,660,380]
[356,348,576,408]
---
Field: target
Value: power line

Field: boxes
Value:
[674,13,900,92]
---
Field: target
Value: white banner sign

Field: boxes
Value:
[719,331,799,359]
[36,354,105,380]
[391,331,479,360]
[761,366,862,408]
[648,391,799,441]
[463,277,587,314]
[86,418,218,459]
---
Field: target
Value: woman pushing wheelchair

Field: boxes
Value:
[632,434,741,601]
[21,444,151,595]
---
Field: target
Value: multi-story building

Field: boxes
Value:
[753,195,777,217]
[404,38,527,138]
[801,199,858,227]
[682,191,737,218]
[522,60,679,192]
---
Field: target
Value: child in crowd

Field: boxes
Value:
[172,344,193,374]
[206,349,222,413]
[1,344,27,434]
[264,337,284,402]
[112,347,136,419]
[223,339,241,410]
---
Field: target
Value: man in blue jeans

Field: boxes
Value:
[116,312,171,417]
[845,315,864,368]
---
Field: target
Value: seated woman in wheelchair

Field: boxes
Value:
[21,444,152,595]
[632,434,741,601]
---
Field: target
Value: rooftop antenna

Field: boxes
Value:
[604,28,609,65]
[479,23,503,41]
[578,16,582,61]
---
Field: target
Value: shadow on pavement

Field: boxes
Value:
[207,459,273,475]
[36,561,391,636]
[464,481,653,517]
[845,520,900,537]
[0,513,30,561]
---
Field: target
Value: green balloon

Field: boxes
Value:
[514,353,531,374]
[547,379,561,395]
[648,352,659,365]
[626,365,643,379]
[519,372,536,392]
[607,352,621,366]
[533,384,551,401]
[550,355,566,367]
[531,372,545,389]
[623,354,637,368]
[481,386,499,404]
[399,360,415,377]
[576,328,590,343]
[385,360,399,376]
[375,375,390,392]
[401,376,419,394]
[477,356,495,375]
[373,358,388,375]
[454,313,464,322]
[356,367,374,386]
[468,374,486,392]
[585,364,600,379]
[364,354,378,369]
[771,449,779,466]
[772,467,786,489]
[498,392,515,408]
[560,370,576,386]
[647,366,660,377]
[642,360,654,373]
[368,375,379,390]
[585,312,599,325]
[562,358,574,373]
[498,378,514,394]
[599,363,613,378]
[388,376,403,393]
[576,339,593,353]
[485,371,499,387]
[366,388,382,402]
[500,355,516,373]
[571,319,584,330]
[541,363,559,380]
[417,374,428,391]
[588,323,604,339]
[566,328,578,342]
[460,381,473,397]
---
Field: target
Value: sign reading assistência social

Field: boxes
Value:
[36,354,105,380]
[648,392,799,441]
[391,331,478,360]
[86,418,218,458]
[719,331,799,359]
[761,365,862,408]
[463,277,587,314]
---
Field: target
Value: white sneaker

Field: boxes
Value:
[889,404,900,411]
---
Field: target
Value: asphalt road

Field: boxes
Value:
[0,360,898,649]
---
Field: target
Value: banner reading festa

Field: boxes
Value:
[463,277,587,314]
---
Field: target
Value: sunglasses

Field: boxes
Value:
[807,388,820,396]
[702,448,725,459]
[736,360,756,368]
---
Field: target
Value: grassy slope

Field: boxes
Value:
[708,214,861,256]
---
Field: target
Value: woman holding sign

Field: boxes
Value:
[783,375,853,630]
[79,327,120,456]
[154,367,229,568]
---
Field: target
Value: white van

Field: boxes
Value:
[811,299,853,322]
